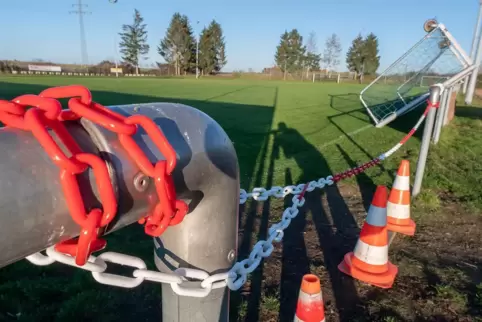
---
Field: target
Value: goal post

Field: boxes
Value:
[419,75,451,87]
[312,72,340,83]
[360,19,473,127]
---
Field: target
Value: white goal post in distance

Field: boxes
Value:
[419,75,451,87]
[359,19,474,127]
[312,72,340,83]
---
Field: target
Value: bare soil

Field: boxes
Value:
[231,183,482,322]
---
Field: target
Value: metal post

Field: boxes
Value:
[442,87,453,126]
[145,104,238,322]
[114,37,119,78]
[413,85,441,197]
[86,103,239,321]
[463,0,482,94]
[465,5,482,105]
[432,87,449,144]
[0,102,238,322]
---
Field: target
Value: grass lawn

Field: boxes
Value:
[0,76,480,321]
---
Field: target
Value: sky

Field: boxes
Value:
[0,0,480,72]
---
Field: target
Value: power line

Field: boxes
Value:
[70,0,91,66]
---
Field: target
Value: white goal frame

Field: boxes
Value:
[359,20,474,127]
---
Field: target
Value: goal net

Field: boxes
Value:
[313,72,339,83]
[419,75,450,87]
[360,20,472,127]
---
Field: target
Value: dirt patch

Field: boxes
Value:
[232,183,482,322]
[475,88,482,100]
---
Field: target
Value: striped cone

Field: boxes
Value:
[294,274,325,322]
[338,186,398,289]
[387,160,416,236]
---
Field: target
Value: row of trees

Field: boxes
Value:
[119,9,227,75]
[159,14,226,75]
[346,33,380,76]
[273,29,380,77]
[274,29,342,78]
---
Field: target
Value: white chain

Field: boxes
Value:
[26,246,231,298]
[227,193,307,290]
[25,175,334,298]
[239,175,334,204]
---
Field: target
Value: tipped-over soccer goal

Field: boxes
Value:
[360,19,474,127]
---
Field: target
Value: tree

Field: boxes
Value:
[346,34,365,75]
[158,13,196,75]
[88,60,116,74]
[198,27,215,75]
[346,33,380,78]
[274,29,306,80]
[304,31,321,77]
[198,20,227,75]
[322,33,342,71]
[118,9,150,75]
[363,33,380,75]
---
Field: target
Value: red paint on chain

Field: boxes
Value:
[0,86,185,265]
[298,183,310,201]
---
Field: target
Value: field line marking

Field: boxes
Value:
[317,124,374,150]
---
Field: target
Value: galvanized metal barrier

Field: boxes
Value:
[0,101,239,321]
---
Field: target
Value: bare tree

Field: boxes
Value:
[306,31,318,54]
[322,33,342,71]
[305,31,318,78]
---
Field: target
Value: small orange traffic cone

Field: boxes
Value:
[338,186,398,289]
[387,160,416,236]
[294,274,325,322]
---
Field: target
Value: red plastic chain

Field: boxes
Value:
[333,158,381,183]
[46,85,187,236]
[0,85,186,264]
[43,85,187,236]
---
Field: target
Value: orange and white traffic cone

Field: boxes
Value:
[338,186,398,289]
[294,274,325,322]
[387,160,416,236]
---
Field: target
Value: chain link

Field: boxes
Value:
[227,194,306,290]
[0,85,187,265]
[25,174,330,296]
[25,185,310,297]
[25,246,233,298]
[21,95,429,297]
[239,175,333,205]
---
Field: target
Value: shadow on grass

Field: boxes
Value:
[271,122,372,321]
[327,93,394,186]
[0,81,276,322]
[329,92,428,139]
[455,105,482,120]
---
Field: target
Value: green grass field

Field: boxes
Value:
[0,76,426,188]
[0,76,481,321]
